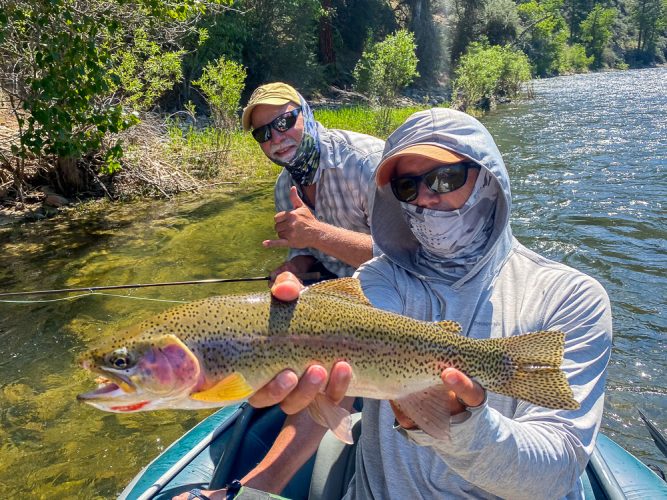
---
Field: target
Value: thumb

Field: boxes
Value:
[441,368,485,407]
[289,186,305,209]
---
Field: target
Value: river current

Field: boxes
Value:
[0,67,665,496]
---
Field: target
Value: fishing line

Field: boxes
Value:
[0,272,321,300]
[0,272,321,305]
[0,292,188,305]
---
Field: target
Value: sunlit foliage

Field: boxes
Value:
[453,42,532,110]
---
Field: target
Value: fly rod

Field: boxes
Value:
[0,272,322,298]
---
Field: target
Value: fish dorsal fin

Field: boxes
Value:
[435,320,462,334]
[191,372,254,403]
[305,278,371,306]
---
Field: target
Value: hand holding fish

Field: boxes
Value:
[250,272,352,414]
[265,272,485,428]
[78,276,578,444]
[248,362,353,415]
[391,368,486,429]
[271,271,304,301]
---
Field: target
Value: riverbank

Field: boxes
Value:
[0,101,432,226]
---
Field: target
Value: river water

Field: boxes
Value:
[0,67,665,497]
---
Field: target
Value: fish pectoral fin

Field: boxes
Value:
[306,278,371,307]
[191,372,254,403]
[394,385,452,439]
[435,320,462,334]
[307,394,354,444]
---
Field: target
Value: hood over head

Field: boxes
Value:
[369,108,513,284]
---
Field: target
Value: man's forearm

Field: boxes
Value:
[241,411,328,494]
[312,224,373,268]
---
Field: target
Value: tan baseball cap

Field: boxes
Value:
[242,82,301,131]
[375,144,466,186]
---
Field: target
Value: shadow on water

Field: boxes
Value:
[0,68,665,496]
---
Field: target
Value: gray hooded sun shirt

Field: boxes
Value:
[346,109,612,500]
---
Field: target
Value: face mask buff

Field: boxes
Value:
[401,169,498,262]
[272,94,321,185]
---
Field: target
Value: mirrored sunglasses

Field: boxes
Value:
[251,107,302,143]
[390,162,479,203]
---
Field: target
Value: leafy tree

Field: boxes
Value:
[630,0,667,64]
[453,42,531,110]
[406,0,446,83]
[580,5,617,68]
[451,0,488,65]
[238,0,322,92]
[482,0,522,46]
[353,29,420,105]
[192,56,247,128]
[0,0,230,197]
[329,0,397,85]
[516,0,570,76]
[111,28,187,111]
[563,0,594,43]
[177,12,247,107]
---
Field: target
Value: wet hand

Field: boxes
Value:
[249,272,352,414]
[248,362,352,415]
[262,187,322,249]
[390,368,485,429]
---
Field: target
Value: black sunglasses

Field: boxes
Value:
[251,107,302,143]
[390,161,479,202]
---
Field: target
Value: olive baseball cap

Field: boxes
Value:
[241,82,301,131]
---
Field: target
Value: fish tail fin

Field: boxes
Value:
[486,331,580,410]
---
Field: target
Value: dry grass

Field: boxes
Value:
[111,114,280,200]
[111,115,204,199]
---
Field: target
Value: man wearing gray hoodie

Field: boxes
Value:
[190,108,612,500]
[340,108,612,499]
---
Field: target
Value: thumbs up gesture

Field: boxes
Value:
[263,186,323,249]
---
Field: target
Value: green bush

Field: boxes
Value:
[516,0,570,77]
[111,28,187,111]
[453,42,532,111]
[192,56,247,129]
[0,0,230,195]
[557,43,593,73]
[482,0,521,46]
[353,29,420,105]
[579,5,617,69]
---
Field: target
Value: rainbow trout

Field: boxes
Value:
[78,278,579,443]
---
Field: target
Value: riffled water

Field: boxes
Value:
[0,67,665,496]
[480,67,666,471]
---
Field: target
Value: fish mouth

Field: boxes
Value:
[77,372,136,401]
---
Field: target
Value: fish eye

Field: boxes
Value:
[107,348,134,370]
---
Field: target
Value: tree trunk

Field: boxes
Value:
[319,0,336,65]
[410,0,442,81]
[55,156,85,195]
